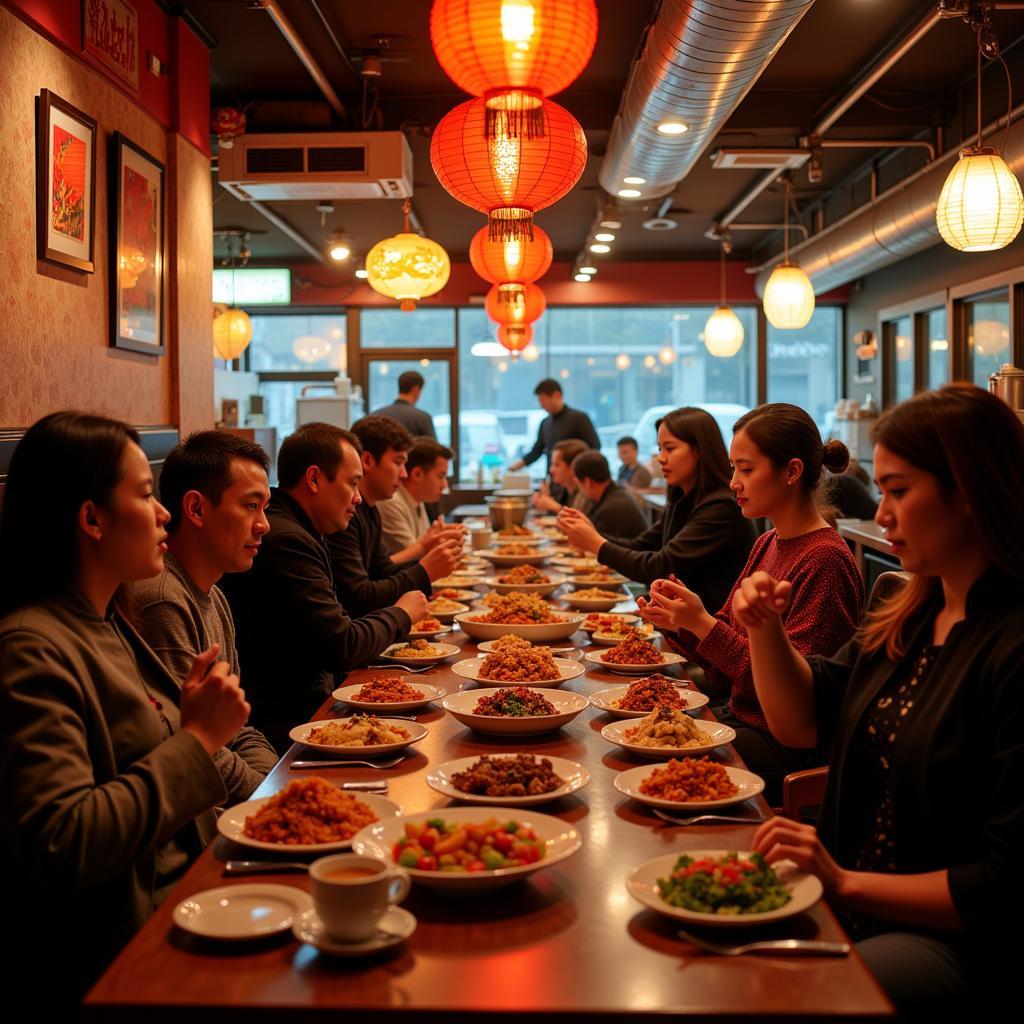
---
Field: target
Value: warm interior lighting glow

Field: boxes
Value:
[355,268,369,279]
[574,273,592,282]
[579,265,597,274]
[589,243,610,253]
[622,176,645,185]
[656,120,689,135]
[615,352,631,370]
[643,354,656,368]
[895,334,912,362]
[658,344,675,365]
[936,147,1024,252]
[703,306,745,358]
[599,217,622,229]
[594,232,615,242]
[522,342,540,361]
[328,237,351,261]
[291,335,332,364]
[972,318,1010,356]
[212,308,252,361]
[365,231,451,311]
[617,188,642,198]
[762,261,815,330]
[930,338,949,351]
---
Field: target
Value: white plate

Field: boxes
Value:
[173,884,313,940]
[477,639,577,655]
[589,684,709,718]
[292,906,416,956]
[591,628,660,647]
[452,655,585,688]
[434,572,485,587]
[422,603,470,624]
[378,640,461,664]
[441,688,590,736]
[353,807,581,891]
[429,588,479,602]
[614,762,765,810]
[568,574,628,589]
[425,754,591,806]
[478,548,550,567]
[455,611,585,642]
[217,792,403,854]
[288,717,428,755]
[407,624,453,640]
[627,852,823,927]
[585,648,686,675]
[562,593,628,612]
[600,716,736,757]
[481,573,567,597]
[580,613,641,633]
[552,556,601,571]
[532,515,560,528]
[331,681,446,713]
[493,533,546,546]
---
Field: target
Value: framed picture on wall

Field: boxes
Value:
[110,132,165,356]
[36,89,97,273]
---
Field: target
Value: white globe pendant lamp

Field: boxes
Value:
[763,178,815,330]
[704,240,745,357]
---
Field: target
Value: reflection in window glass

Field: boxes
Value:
[248,314,346,372]
[766,307,842,436]
[926,309,948,389]
[365,358,452,447]
[966,292,1010,387]
[361,308,456,348]
[256,380,328,441]
[890,315,914,402]
[456,306,758,482]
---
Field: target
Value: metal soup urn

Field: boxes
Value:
[988,363,1024,411]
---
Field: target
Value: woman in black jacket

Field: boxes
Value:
[732,385,1024,1018]
[558,407,756,611]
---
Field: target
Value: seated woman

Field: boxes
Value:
[558,407,756,610]
[636,404,863,799]
[0,412,250,1010]
[531,438,590,513]
[734,385,1024,1016]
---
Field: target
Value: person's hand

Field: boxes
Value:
[508,459,525,472]
[180,645,250,756]
[752,817,846,898]
[732,571,793,631]
[396,590,429,624]
[419,521,465,555]
[420,538,462,580]
[638,575,715,639]
[556,507,602,553]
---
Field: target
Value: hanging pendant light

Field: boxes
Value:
[497,322,534,354]
[763,179,815,330]
[485,281,547,325]
[213,306,252,361]
[469,224,553,284]
[365,199,451,311]
[704,239,745,357]
[936,24,1023,252]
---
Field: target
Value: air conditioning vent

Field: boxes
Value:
[308,146,365,173]
[712,149,810,171]
[246,147,304,174]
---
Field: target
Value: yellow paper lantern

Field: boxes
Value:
[704,306,745,357]
[365,232,451,311]
[936,147,1024,252]
[213,308,252,360]
[763,261,815,330]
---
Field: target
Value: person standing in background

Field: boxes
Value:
[508,379,600,476]
[616,435,653,489]
[372,370,437,439]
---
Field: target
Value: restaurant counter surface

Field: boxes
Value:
[85,622,892,1022]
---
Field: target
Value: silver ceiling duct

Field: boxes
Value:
[598,0,816,201]
[753,102,1024,296]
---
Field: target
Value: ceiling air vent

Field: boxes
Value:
[308,146,365,173]
[246,147,304,174]
[712,149,810,171]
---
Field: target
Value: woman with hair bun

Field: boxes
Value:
[639,403,863,797]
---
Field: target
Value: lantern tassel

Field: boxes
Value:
[400,299,416,312]
[485,104,546,141]
[488,209,534,242]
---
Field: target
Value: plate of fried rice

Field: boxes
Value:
[288,715,428,755]
[451,649,585,687]
[218,777,402,853]
[613,759,763,811]
[441,688,590,736]
[332,676,445,712]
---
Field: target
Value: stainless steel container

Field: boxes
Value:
[485,494,529,530]
[988,363,1024,411]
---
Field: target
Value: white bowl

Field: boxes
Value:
[425,754,591,806]
[377,640,461,665]
[482,572,566,597]
[451,655,585,688]
[422,602,470,624]
[407,624,454,641]
[478,548,551,567]
[600,716,736,757]
[441,688,590,736]
[589,683,709,718]
[584,648,686,675]
[562,592,628,612]
[288,717,428,755]
[331,681,446,713]
[352,807,581,890]
[552,556,602,572]
[454,611,585,642]
[614,762,764,810]
[568,573,628,589]
[626,851,823,927]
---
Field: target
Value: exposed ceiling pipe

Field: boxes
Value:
[247,199,330,265]
[597,0,817,202]
[751,100,1024,295]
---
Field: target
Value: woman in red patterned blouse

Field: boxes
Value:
[638,403,863,799]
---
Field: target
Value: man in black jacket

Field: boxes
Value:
[221,422,427,750]
[327,416,462,618]
[508,378,600,475]
[571,450,649,537]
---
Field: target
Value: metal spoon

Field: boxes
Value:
[652,809,767,826]
[676,928,850,957]
[365,663,437,674]
[224,860,309,876]
[290,756,405,770]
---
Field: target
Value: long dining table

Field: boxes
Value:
[84,590,893,1022]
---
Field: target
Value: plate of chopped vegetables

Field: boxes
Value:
[441,687,589,735]
[352,807,581,890]
[627,850,822,926]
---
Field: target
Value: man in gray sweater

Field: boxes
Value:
[131,431,279,799]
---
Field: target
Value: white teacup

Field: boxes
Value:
[309,853,411,943]
[471,527,494,550]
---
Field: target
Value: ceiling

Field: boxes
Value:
[179,0,1024,277]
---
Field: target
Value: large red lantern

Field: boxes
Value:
[431,0,598,138]
[497,322,533,353]
[486,281,546,324]
[470,224,552,284]
[431,97,587,240]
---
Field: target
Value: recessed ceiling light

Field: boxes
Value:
[328,240,351,261]
[589,243,611,253]
[657,120,689,135]
[623,176,646,185]
[579,265,597,274]
[594,232,615,242]
[355,268,368,279]
[600,218,622,229]
[617,188,642,199]
[574,273,592,282]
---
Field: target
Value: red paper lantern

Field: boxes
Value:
[431,0,598,137]
[497,322,534,353]
[486,281,546,325]
[470,225,553,284]
[211,106,246,148]
[431,97,587,240]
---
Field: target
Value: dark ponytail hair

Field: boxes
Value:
[0,412,139,617]
[658,407,732,500]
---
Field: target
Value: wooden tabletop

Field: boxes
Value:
[85,619,892,1022]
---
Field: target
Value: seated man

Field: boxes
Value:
[328,416,462,618]
[616,435,653,489]
[572,450,649,537]
[530,438,591,514]
[220,423,427,750]
[377,437,465,561]
[131,431,279,801]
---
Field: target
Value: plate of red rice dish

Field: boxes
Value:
[456,593,584,642]
[613,758,764,811]
[441,687,590,736]
[484,564,566,596]
[600,709,735,757]
[379,639,460,665]
[588,675,709,717]
[217,777,402,853]
[563,587,626,612]
[288,714,428,755]
[425,753,591,806]
[408,616,450,639]
[580,612,642,634]
[452,637,585,687]
[584,630,685,674]
[331,675,445,712]
[479,545,551,567]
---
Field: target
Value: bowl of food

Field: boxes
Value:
[331,675,445,713]
[562,587,626,612]
[584,630,685,674]
[441,687,589,736]
[600,710,735,757]
[353,807,581,890]
[451,644,585,687]
[455,593,584,642]
[378,639,461,665]
[479,545,550,567]
[580,612,642,634]
[426,753,590,806]
[494,525,545,546]
[408,616,450,640]
[433,573,485,589]
[589,676,709,718]
[552,556,602,573]
[626,850,822,927]
[431,587,480,603]
[217,777,402,853]
[567,570,628,589]
[614,758,764,810]
[423,599,471,623]
[288,715,428,755]
[486,564,566,597]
